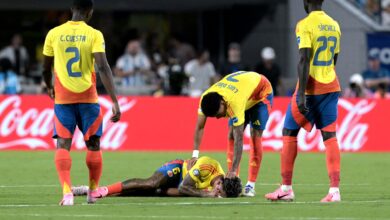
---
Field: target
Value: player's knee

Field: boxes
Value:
[56,138,72,151]
[251,128,263,138]
[86,135,100,151]
[321,131,336,141]
[282,128,299,137]
[145,179,160,189]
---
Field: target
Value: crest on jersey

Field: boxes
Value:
[167,170,173,177]
[192,169,200,176]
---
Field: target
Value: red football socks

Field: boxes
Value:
[107,182,123,196]
[248,137,263,182]
[55,149,72,195]
[324,137,341,187]
[86,150,103,191]
[281,136,298,185]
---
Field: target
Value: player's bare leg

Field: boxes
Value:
[320,131,341,202]
[265,128,298,201]
[243,128,263,197]
[55,138,74,206]
[85,135,103,204]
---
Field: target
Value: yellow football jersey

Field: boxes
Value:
[182,156,225,190]
[199,71,272,126]
[296,11,341,95]
[43,21,105,104]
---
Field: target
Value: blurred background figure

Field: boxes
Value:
[362,53,390,92]
[0,34,29,77]
[382,0,390,26]
[169,35,196,67]
[185,49,217,97]
[374,83,390,99]
[254,47,282,96]
[115,39,153,87]
[0,58,21,95]
[343,73,373,98]
[219,43,248,77]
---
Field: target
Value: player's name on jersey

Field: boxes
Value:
[60,35,87,42]
[215,82,238,93]
[318,24,336,32]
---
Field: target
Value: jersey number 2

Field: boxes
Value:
[313,36,337,67]
[66,47,82,77]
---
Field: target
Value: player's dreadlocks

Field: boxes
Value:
[73,0,94,11]
[201,92,223,117]
[223,177,242,198]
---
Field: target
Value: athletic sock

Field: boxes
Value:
[324,137,340,188]
[107,182,123,196]
[86,150,103,191]
[329,187,340,194]
[281,185,292,192]
[281,136,298,186]
[55,149,72,195]
[248,137,262,183]
[246,181,256,189]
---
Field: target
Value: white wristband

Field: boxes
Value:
[192,150,199,158]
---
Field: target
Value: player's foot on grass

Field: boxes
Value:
[72,185,89,196]
[242,185,255,197]
[265,186,295,201]
[87,187,108,204]
[59,193,74,206]
[321,191,341,203]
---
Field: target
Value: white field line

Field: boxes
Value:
[0,200,389,208]
[0,183,371,188]
[0,213,388,220]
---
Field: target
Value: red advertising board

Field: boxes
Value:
[0,95,388,152]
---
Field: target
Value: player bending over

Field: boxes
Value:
[265,0,342,202]
[72,156,242,198]
[193,71,273,196]
[42,0,121,206]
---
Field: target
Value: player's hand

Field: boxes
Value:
[47,87,55,99]
[226,171,237,178]
[111,102,121,122]
[297,95,309,115]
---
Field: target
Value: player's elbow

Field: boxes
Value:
[96,63,111,75]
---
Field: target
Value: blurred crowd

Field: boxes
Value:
[0,33,284,97]
[343,53,390,99]
[1,31,389,99]
[353,0,390,26]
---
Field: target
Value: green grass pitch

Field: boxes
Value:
[0,151,389,220]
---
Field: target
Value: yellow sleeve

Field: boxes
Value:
[229,103,245,127]
[335,22,341,54]
[92,30,106,53]
[296,20,312,49]
[188,163,204,185]
[43,30,54,57]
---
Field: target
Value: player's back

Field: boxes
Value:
[43,21,106,104]
[183,156,225,190]
[296,11,341,95]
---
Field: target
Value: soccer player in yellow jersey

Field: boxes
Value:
[72,156,242,198]
[192,71,273,197]
[266,0,342,203]
[42,0,121,206]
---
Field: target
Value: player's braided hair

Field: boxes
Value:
[223,177,242,198]
[73,0,94,11]
[201,92,223,117]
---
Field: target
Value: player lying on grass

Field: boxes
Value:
[72,156,242,198]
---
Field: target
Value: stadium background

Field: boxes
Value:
[0,1,390,219]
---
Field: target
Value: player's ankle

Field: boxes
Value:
[281,185,292,192]
[246,181,256,189]
[329,187,339,194]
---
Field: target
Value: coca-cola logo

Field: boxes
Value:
[243,99,376,152]
[0,96,136,150]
